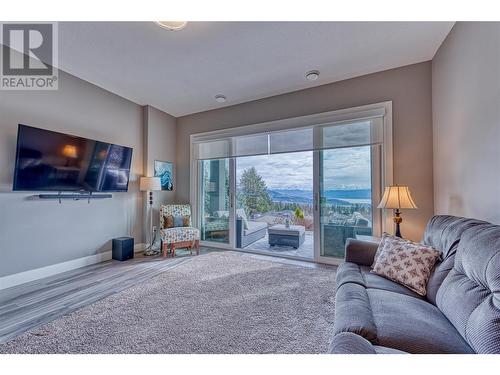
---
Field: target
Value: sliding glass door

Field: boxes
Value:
[192,103,391,263]
[318,146,375,260]
[234,151,314,260]
[199,158,231,244]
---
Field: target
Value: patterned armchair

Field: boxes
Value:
[159,204,200,257]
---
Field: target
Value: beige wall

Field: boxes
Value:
[0,65,144,277]
[432,22,500,224]
[142,105,177,235]
[177,62,434,241]
[0,50,178,278]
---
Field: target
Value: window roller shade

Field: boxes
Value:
[233,133,269,157]
[320,118,384,150]
[269,127,313,154]
[193,117,383,160]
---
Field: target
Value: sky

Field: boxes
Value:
[235,146,371,190]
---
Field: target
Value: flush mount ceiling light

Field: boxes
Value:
[155,21,188,31]
[215,94,227,103]
[305,70,320,81]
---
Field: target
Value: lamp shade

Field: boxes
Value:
[62,145,78,158]
[377,185,418,209]
[140,177,161,192]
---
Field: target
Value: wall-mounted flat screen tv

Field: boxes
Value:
[13,124,133,192]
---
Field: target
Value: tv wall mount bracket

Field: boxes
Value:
[38,191,113,203]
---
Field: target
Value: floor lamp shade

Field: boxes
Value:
[140,177,161,192]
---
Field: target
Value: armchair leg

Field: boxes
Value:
[195,240,200,255]
[162,242,168,258]
[170,243,176,257]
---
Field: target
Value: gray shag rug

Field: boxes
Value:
[0,252,336,354]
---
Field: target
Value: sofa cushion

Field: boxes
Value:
[329,332,408,354]
[333,283,377,341]
[336,262,424,299]
[426,254,456,305]
[331,332,409,354]
[244,220,267,235]
[423,215,487,257]
[333,283,473,353]
[160,204,192,227]
[368,289,474,354]
[423,215,487,304]
[160,227,200,244]
[214,210,229,218]
[330,332,377,354]
[236,208,249,229]
[436,223,500,354]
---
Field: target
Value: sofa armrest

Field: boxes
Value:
[344,238,379,267]
[329,332,377,354]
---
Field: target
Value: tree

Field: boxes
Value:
[238,167,272,216]
[294,207,304,219]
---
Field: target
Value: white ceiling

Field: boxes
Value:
[57,22,454,117]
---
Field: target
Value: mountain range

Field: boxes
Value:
[267,189,371,206]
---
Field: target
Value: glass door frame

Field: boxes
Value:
[313,144,385,265]
[190,101,393,264]
[195,157,236,250]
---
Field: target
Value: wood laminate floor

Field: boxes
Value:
[0,247,327,344]
[0,251,204,343]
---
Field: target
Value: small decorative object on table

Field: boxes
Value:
[284,215,290,228]
[377,185,418,238]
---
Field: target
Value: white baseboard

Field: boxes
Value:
[135,242,146,253]
[0,242,146,291]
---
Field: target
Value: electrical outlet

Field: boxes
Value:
[152,225,157,233]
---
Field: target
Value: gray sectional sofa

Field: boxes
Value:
[236,217,267,248]
[330,215,500,354]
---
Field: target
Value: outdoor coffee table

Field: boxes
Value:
[268,224,306,249]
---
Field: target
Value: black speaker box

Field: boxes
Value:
[112,237,134,261]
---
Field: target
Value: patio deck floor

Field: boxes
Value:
[241,231,314,260]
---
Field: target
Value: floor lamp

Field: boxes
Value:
[140,176,162,255]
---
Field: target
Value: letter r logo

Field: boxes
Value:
[2,23,53,76]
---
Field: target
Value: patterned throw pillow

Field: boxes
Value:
[182,215,191,227]
[164,215,174,229]
[371,234,441,296]
[371,232,413,267]
[173,215,184,227]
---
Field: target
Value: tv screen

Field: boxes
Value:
[13,124,133,192]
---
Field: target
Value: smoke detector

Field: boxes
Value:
[305,70,320,81]
[155,21,188,31]
[215,94,227,103]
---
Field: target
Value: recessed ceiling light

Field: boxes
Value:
[305,70,320,81]
[215,94,227,103]
[155,21,188,31]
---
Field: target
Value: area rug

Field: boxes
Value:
[0,252,337,354]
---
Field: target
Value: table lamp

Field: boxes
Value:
[140,177,161,254]
[377,185,417,238]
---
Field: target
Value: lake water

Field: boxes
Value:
[341,198,372,205]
